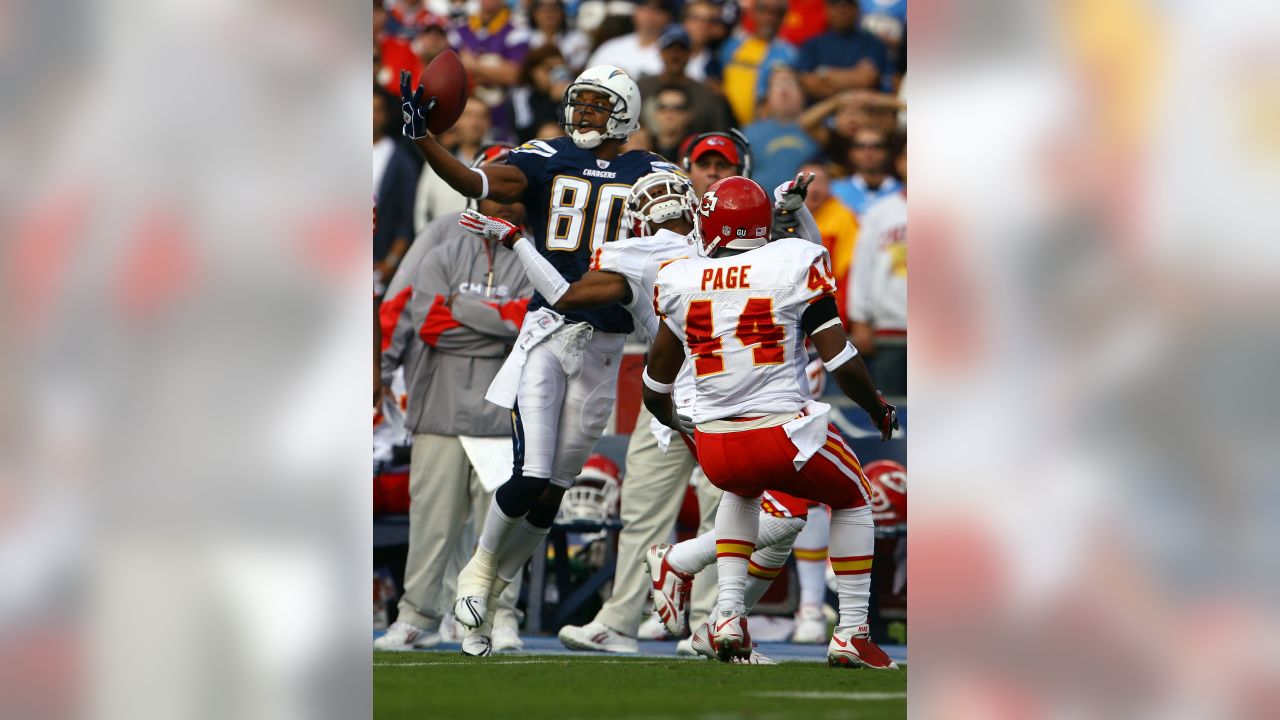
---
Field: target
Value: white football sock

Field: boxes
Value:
[496,519,550,583]
[478,499,521,556]
[665,531,715,576]
[793,505,830,609]
[713,493,761,614]
[829,505,875,628]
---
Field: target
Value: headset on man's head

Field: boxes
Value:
[678,129,752,179]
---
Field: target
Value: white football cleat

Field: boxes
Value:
[644,544,693,637]
[557,620,639,653]
[710,612,751,662]
[373,620,440,651]
[453,548,498,629]
[827,624,899,670]
[491,613,524,653]
[791,603,828,643]
[637,613,669,640]
[438,613,463,643]
[691,621,773,664]
[675,637,698,657]
[460,626,492,657]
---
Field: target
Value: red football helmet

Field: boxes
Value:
[864,459,907,529]
[558,454,623,523]
[694,176,772,257]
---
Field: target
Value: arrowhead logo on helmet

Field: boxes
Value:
[695,176,773,257]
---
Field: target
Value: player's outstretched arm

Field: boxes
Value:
[641,322,695,435]
[805,297,897,441]
[458,210,630,310]
[400,71,526,202]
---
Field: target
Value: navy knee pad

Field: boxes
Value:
[525,490,564,529]
[494,473,550,517]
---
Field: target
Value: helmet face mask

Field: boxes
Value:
[625,171,698,238]
[557,454,622,523]
[694,176,773,257]
[561,65,642,149]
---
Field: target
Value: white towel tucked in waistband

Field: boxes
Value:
[783,401,832,470]
[485,308,564,409]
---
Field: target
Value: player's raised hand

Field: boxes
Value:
[399,70,437,140]
[875,396,898,441]
[459,209,522,249]
[774,172,816,214]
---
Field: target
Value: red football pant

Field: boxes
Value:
[694,423,871,511]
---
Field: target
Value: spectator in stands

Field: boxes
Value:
[797,0,889,99]
[449,0,531,139]
[720,0,799,125]
[535,120,567,139]
[859,0,906,63]
[848,139,906,394]
[376,151,534,653]
[414,98,493,234]
[739,0,829,47]
[800,89,902,176]
[646,85,696,162]
[374,86,419,288]
[585,0,672,80]
[743,64,818,192]
[526,0,592,72]
[798,161,859,311]
[637,26,734,137]
[680,0,722,81]
[506,45,573,144]
[829,125,900,217]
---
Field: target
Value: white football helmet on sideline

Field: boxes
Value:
[558,454,622,523]
[561,65,642,149]
[626,171,698,238]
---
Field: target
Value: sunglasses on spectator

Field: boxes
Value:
[656,103,689,112]
[854,142,888,149]
[756,5,787,15]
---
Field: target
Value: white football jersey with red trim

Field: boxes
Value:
[655,238,837,423]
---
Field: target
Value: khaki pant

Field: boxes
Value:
[396,433,520,629]
[594,406,722,636]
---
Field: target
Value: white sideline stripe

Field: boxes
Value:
[376,659,678,667]
[751,691,906,700]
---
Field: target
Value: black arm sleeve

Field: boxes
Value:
[801,295,841,336]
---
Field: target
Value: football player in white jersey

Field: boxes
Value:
[644,176,899,669]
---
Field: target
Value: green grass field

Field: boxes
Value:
[374,652,906,719]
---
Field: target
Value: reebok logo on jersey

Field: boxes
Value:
[583,168,617,178]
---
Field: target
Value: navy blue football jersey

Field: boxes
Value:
[505,135,682,333]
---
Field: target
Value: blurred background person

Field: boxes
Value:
[646,85,697,162]
[797,0,889,99]
[374,85,420,290]
[506,46,574,144]
[830,125,899,217]
[720,0,799,125]
[743,64,818,192]
[414,97,494,233]
[585,0,673,80]
[526,0,592,72]
[678,0,721,82]
[857,0,905,73]
[798,160,859,312]
[800,89,902,177]
[449,0,531,140]
[684,133,744,196]
[847,139,905,395]
[638,26,735,136]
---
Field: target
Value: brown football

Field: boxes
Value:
[421,49,470,135]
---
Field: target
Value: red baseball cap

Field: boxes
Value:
[689,135,741,166]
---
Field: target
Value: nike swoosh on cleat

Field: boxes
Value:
[715,618,738,632]
[832,635,848,648]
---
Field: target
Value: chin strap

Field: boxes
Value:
[571,129,604,149]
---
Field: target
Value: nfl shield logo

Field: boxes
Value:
[596,159,610,169]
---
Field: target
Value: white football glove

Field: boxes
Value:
[459,209,523,249]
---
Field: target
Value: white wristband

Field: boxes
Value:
[642,367,675,394]
[823,342,858,372]
[471,167,489,199]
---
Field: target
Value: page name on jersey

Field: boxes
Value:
[701,265,752,291]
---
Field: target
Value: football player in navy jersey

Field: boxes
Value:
[401,65,678,655]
